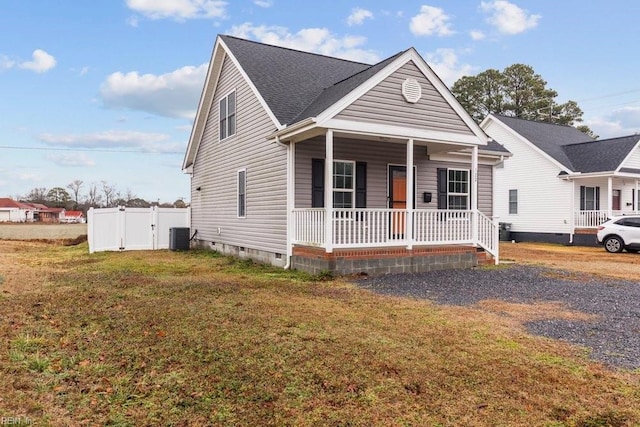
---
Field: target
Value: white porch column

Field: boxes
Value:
[636,179,639,213]
[607,176,613,218]
[406,138,414,249]
[471,145,479,245]
[324,130,334,253]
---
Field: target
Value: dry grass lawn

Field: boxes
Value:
[500,241,640,281]
[1,240,639,426]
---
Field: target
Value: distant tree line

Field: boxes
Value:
[16,180,187,212]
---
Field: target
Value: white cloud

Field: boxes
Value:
[409,5,454,37]
[480,1,540,35]
[38,130,173,152]
[100,63,208,119]
[45,153,96,167]
[347,8,374,26]
[0,55,15,70]
[253,0,272,7]
[424,48,475,86]
[126,0,226,20]
[127,15,139,27]
[18,49,56,73]
[470,30,485,40]
[585,107,640,139]
[228,23,380,63]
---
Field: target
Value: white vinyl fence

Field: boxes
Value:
[88,206,190,253]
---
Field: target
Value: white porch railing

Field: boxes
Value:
[574,210,609,228]
[292,208,499,259]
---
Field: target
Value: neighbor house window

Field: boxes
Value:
[333,160,354,208]
[447,169,469,210]
[219,91,236,140]
[237,169,246,218]
[509,189,518,214]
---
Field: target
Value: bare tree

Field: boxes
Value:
[24,187,48,204]
[101,181,118,207]
[85,182,103,208]
[66,180,83,210]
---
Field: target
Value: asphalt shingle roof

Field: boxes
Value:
[492,115,640,172]
[563,135,640,173]
[220,35,372,125]
[492,115,594,170]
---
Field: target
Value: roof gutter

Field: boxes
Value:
[267,118,317,142]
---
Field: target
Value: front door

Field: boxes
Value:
[613,189,621,211]
[389,166,407,236]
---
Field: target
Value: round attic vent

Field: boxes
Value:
[402,78,422,103]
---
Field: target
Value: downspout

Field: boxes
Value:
[569,179,575,244]
[275,135,292,269]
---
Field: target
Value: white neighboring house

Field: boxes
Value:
[482,114,640,245]
[0,198,34,222]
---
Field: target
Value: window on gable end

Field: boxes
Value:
[219,91,236,140]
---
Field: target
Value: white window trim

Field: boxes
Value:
[219,89,236,141]
[332,159,355,209]
[447,168,470,210]
[237,168,246,218]
[509,189,518,215]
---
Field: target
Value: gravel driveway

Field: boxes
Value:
[355,265,640,369]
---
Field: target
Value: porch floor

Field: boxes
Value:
[292,245,492,276]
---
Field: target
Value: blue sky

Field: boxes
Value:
[2,1,640,203]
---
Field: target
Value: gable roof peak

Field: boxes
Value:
[219,34,372,66]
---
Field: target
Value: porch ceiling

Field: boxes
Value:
[284,127,473,154]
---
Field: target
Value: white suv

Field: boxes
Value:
[596,215,640,253]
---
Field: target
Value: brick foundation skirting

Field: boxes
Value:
[292,245,481,276]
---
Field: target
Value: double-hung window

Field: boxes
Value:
[509,189,518,214]
[332,160,354,208]
[583,186,597,210]
[447,169,469,210]
[237,169,246,218]
[219,91,236,140]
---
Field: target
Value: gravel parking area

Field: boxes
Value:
[355,265,640,369]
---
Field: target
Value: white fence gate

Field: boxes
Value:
[87,206,190,253]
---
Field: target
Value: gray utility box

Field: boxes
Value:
[169,227,190,251]
[499,223,512,242]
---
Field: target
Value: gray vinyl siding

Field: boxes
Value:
[335,61,473,136]
[191,54,287,254]
[295,137,492,216]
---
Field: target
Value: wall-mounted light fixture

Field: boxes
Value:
[195,186,202,191]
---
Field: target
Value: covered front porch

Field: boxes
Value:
[284,128,501,274]
[570,174,640,229]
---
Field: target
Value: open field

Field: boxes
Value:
[0,223,87,241]
[1,241,639,426]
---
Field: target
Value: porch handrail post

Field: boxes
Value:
[471,145,479,245]
[406,138,414,249]
[324,129,334,253]
[492,215,500,265]
[607,176,613,218]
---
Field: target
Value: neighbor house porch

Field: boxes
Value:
[284,129,501,275]
[570,175,640,230]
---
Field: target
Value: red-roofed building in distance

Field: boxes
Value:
[0,198,35,222]
[60,210,85,223]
